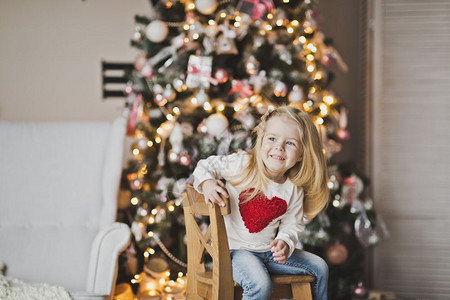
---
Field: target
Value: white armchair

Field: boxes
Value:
[0,117,131,299]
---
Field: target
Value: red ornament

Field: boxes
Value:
[353,282,368,297]
[214,68,228,83]
[179,153,192,166]
[326,243,348,265]
[126,95,143,136]
[238,189,287,233]
[321,54,332,66]
[336,128,350,141]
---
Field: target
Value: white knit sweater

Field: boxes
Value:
[193,151,305,258]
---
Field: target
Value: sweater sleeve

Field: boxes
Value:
[192,151,249,193]
[275,187,305,258]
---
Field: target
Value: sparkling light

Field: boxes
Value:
[131,197,139,205]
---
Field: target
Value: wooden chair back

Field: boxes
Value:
[182,185,314,300]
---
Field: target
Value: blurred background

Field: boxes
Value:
[1,0,449,299]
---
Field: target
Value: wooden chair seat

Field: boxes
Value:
[182,185,314,300]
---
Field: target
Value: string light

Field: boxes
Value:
[203,101,212,111]
[307,43,317,52]
[131,197,140,205]
[319,103,329,116]
[323,95,335,105]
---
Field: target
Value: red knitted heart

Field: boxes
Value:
[238,189,287,233]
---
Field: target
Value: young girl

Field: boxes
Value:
[192,106,329,300]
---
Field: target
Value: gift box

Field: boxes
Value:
[237,0,274,20]
[186,55,213,88]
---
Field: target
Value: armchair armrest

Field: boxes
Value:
[86,222,131,295]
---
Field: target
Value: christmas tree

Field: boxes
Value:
[115,0,388,299]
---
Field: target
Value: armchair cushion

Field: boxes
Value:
[0,117,130,298]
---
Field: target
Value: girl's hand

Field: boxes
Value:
[270,239,289,264]
[200,179,229,208]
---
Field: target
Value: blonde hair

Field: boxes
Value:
[231,106,329,220]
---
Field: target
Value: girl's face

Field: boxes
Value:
[260,115,303,183]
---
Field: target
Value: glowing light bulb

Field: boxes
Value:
[131,197,139,205]
[316,117,324,125]
[323,95,335,105]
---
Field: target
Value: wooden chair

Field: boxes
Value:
[182,185,315,300]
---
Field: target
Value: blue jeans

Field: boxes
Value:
[230,249,328,300]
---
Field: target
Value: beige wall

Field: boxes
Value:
[318,0,364,168]
[0,0,148,121]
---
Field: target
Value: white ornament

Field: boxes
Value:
[195,88,209,105]
[146,20,169,43]
[169,123,183,154]
[205,113,229,137]
[163,84,176,102]
[288,85,304,103]
[195,0,218,15]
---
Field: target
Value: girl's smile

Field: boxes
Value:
[261,116,303,183]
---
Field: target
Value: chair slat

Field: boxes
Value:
[185,185,231,216]
[271,275,315,284]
